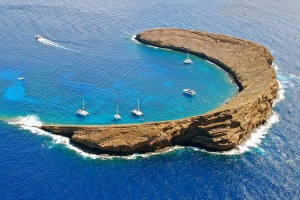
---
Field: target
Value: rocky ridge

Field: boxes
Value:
[42,28,278,155]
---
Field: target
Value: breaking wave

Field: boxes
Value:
[5,115,183,160]
[6,115,42,127]
[198,64,284,155]
[131,35,170,50]
[190,112,280,155]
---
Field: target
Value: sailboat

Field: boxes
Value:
[76,98,89,116]
[114,105,121,120]
[183,53,193,64]
[131,98,143,116]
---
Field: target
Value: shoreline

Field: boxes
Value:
[38,28,278,155]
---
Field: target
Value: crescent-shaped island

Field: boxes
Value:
[41,28,278,155]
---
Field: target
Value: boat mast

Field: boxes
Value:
[187,52,189,59]
[117,105,119,114]
[138,98,140,112]
[82,98,85,111]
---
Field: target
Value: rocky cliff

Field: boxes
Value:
[42,28,278,155]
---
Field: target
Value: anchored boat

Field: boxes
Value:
[183,53,193,64]
[183,89,196,96]
[76,98,89,116]
[131,98,143,116]
[114,105,121,120]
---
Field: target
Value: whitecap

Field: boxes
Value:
[288,73,300,80]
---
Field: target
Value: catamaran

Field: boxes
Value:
[76,98,89,116]
[131,98,143,116]
[114,105,121,120]
[183,53,193,64]
[183,89,196,96]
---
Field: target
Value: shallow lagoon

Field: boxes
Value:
[0,33,237,125]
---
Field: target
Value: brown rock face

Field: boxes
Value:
[42,28,278,155]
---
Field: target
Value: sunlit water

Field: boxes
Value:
[0,0,299,199]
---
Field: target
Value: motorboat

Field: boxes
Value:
[76,98,89,116]
[131,98,143,116]
[183,89,196,96]
[183,53,193,64]
[35,35,42,40]
[114,105,121,120]
[18,77,25,80]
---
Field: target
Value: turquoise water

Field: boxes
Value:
[0,17,237,125]
[0,0,299,199]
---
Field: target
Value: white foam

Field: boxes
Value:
[273,78,285,106]
[288,73,300,80]
[6,115,42,127]
[131,35,170,50]
[273,64,285,106]
[37,37,74,51]
[191,112,280,155]
[130,35,140,44]
[5,115,183,160]
[3,110,280,158]
[198,64,284,155]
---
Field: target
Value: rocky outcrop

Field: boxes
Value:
[41,28,278,155]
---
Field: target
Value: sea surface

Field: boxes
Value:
[0,0,299,199]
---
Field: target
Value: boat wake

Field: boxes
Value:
[37,36,78,52]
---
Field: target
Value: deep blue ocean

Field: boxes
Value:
[0,0,299,199]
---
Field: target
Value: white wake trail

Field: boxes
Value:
[37,37,77,52]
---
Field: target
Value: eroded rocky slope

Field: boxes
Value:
[42,28,278,155]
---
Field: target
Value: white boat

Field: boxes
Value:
[35,35,42,41]
[183,89,196,96]
[18,77,25,80]
[131,98,143,116]
[183,53,193,64]
[76,98,89,116]
[114,105,121,120]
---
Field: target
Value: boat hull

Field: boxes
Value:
[131,109,143,116]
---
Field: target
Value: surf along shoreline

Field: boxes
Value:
[40,28,278,155]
